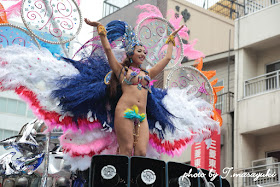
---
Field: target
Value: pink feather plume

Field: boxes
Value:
[166,9,189,40]
[5,1,21,19]
[135,4,163,25]
[183,39,205,60]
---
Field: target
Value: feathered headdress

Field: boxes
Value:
[106,20,141,56]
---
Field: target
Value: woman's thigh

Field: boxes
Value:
[114,115,135,147]
[134,118,149,153]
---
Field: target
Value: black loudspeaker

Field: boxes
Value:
[89,155,129,187]
[199,168,222,187]
[167,162,200,187]
[222,178,231,187]
[130,156,166,187]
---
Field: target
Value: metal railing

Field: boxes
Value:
[102,0,244,20]
[187,0,279,18]
[185,0,222,9]
[103,0,137,17]
[244,70,280,97]
[245,0,280,14]
[207,0,245,19]
[241,162,280,186]
[102,0,279,20]
[215,91,234,114]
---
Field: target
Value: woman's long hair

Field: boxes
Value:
[108,57,130,98]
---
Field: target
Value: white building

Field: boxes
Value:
[234,2,280,187]
[0,91,35,155]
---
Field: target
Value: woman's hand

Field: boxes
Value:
[85,19,121,77]
[84,18,101,27]
[170,25,184,36]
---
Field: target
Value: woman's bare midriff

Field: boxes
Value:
[115,84,148,118]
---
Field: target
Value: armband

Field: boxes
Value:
[165,35,175,46]
[97,24,107,36]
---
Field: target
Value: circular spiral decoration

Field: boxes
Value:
[135,17,184,69]
[166,66,214,106]
[0,24,39,48]
[21,0,82,44]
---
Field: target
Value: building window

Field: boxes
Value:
[0,129,18,141]
[7,99,17,114]
[266,61,280,73]
[0,97,35,118]
[266,150,280,163]
[266,61,280,90]
[103,0,137,17]
[0,129,19,156]
[0,97,6,113]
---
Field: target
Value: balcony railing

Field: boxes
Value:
[187,0,279,18]
[215,91,234,114]
[103,0,137,18]
[244,70,280,98]
[102,0,279,20]
[241,162,280,186]
[245,0,280,14]
[102,0,244,20]
[207,0,245,19]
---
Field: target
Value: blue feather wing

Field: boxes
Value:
[147,87,176,138]
[51,18,129,127]
[52,55,114,126]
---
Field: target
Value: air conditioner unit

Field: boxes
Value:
[251,157,278,174]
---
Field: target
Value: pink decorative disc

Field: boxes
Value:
[166,66,214,106]
[21,0,82,44]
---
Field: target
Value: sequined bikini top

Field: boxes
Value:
[122,66,152,93]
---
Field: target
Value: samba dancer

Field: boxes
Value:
[84,18,183,156]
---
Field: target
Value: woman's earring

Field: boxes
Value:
[130,58,133,64]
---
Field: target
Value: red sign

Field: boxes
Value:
[191,110,221,174]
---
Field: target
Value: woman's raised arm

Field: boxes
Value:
[148,25,184,79]
[84,18,122,75]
